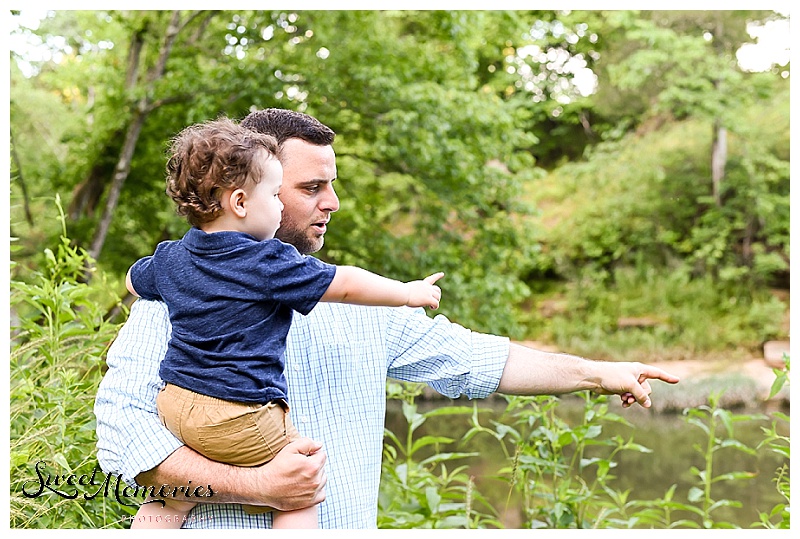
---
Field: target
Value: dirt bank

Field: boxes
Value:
[512,340,790,411]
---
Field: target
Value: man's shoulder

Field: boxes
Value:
[128,297,170,320]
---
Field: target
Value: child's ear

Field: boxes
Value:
[228,188,247,218]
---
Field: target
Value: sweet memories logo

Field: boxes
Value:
[20,460,214,508]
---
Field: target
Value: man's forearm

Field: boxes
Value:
[136,446,262,505]
[496,342,599,395]
[136,439,327,511]
[497,342,680,408]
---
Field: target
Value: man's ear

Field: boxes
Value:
[228,188,247,218]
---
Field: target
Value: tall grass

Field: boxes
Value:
[10,199,131,528]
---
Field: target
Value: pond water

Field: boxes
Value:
[384,396,789,529]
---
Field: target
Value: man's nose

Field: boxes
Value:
[320,185,340,213]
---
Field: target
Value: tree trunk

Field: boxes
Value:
[709,13,727,209]
[68,130,123,219]
[88,104,148,260]
[87,11,197,264]
[711,118,727,207]
[10,129,34,226]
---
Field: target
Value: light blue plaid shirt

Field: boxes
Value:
[95,299,508,528]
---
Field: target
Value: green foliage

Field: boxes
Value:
[10,10,789,342]
[379,382,502,528]
[519,76,788,358]
[382,373,790,529]
[10,199,130,528]
[531,85,789,284]
[11,10,553,337]
[679,393,766,528]
[469,391,655,528]
[525,265,785,363]
[755,355,790,529]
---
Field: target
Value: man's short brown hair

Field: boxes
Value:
[241,108,335,146]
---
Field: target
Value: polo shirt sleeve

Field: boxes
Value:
[385,307,509,400]
[252,240,336,315]
[128,255,160,301]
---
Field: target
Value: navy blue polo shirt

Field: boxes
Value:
[129,227,337,404]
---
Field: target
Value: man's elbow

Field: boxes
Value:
[135,467,159,489]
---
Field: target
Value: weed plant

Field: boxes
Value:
[380,367,789,529]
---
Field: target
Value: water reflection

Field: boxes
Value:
[384,396,788,529]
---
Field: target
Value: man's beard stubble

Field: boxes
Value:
[275,217,323,255]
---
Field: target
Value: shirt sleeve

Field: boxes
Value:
[94,299,182,486]
[384,307,509,399]
[128,256,160,301]
[252,240,336,315]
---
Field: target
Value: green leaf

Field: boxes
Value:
[687,486,704,503]
[711,471,757,483]
[425,487,441,513]
[410,436,455,456]
[52,452,71,472]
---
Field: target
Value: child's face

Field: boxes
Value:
[242,153,284,241]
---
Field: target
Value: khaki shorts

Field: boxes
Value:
[157,383,300,514]
[157,383,300,467]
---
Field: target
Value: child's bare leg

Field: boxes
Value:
[130,497,197,529]
[272,505,318,529]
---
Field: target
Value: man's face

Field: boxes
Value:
[276,138,339,254]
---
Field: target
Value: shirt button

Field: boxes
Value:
[299,416,309,423]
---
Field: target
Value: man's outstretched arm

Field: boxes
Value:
[496,342,680,408]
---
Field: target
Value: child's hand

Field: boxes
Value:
[405,272,444,309]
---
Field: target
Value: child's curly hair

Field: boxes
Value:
[165,117,281,227]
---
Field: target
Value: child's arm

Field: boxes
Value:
[321,268,444,309]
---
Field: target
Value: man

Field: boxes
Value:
[94,108,679,529]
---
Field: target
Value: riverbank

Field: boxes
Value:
[642,355,789,412]
[515,340,790,412]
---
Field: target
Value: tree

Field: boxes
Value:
[589,10,788,279]
[88,11,214,261]
[10,10,549,334]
